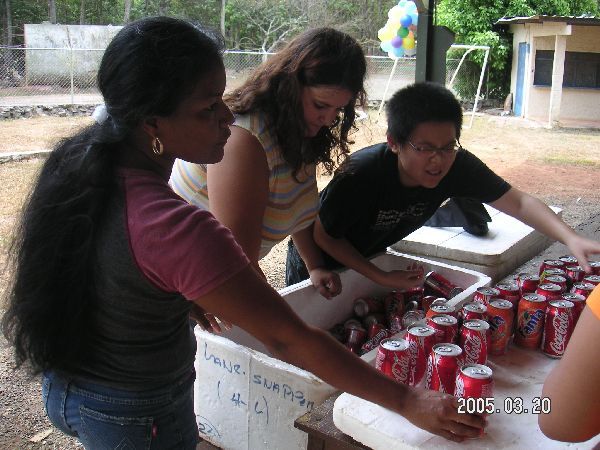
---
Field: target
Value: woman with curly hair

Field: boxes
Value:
[170,27,367,299]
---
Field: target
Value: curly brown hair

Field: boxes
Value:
[224,27,367,177]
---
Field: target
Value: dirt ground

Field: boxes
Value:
[0,113,599,448]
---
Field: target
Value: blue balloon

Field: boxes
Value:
[400,15,412,27]
[391,46,405,58]
[410,13,418,25]
[380,41,393,53]
[405,1,417,13]
[398,0,407,7]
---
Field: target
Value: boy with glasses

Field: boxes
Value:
[286,82,600,294]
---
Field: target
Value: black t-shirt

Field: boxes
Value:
[318,143,511,268]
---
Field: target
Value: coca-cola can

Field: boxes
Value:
[540,267,567,283]
[384,292,404,321]
[487,300,514,356]
[353,296,384,317]
[589,261,600,275]
[421,295,437,313]
[344,318,362,329]
[455,364,494,399]
[473,287,500,306]
[405,325,437,386]
[516,273,540,294]
[328,323,346,342]
[375,338,411,384]
[536,283,563,301]
[425,303,457,319]
[495,282,521,311]
[425,343,463,394]
[389,314,403,333]
[543,275,568,293]
[539,259,566,276]
[514,293,547,349]
[583,275,600,287]
[570,282,595,299]
[460,319,490,365]
[565,266,585,288]
[345,324,367,352]
[558,255,578,266]
[461,302,488,322]
[542,300,575,358]
[404,286,425,307]
[425,271,464,299]
[368,322,386,340]
[427,314,459,344]
[560,292,586,324]
[363,313,386,329]
[360,328,394,355]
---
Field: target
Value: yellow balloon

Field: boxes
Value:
[388,5,403,20]
[407,30,415,40]
[403,37,415,49]
[377,27,387,41]
[380,26,396,41]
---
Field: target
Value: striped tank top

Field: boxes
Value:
[170,111,319,259]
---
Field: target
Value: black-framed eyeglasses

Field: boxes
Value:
[406,139,462,157]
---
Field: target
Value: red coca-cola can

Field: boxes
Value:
[540,267,567,281]
[539,259,566,276]
[368,322,386,340]
[560,292,586,324]
[421,295,437,313]
[565,265,585,286]
[425,343,463,394]
[460,319,489,365]
[375,338,411,384]
[328,323,346,342]
[558,255,578,266]
[589,261,600,275]
[535,283,563,301]
[516,273,540,294]
[425,303,457,319]
[583,275,600,287]
[542,300,575,358]
[472,286,500,306]
[455,364,494,399]
[425,271,464,299]
[344,318,362,329]
[570,282,595,299]
[405,325,437,386]
[345,324,367,353]
[514,293,547,349]
[353,296,384,317]
[384,292,404,321]
[461,302,488,322]
[427,314,459,344]
[360,328,394,355]
[404,286,425,307]
[363,313,386,329]
[543,275,567,293]
[487,300,514,356]
[388,314,403,333]
[495,282,521,311]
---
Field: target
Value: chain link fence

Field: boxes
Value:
[0,46,485,110]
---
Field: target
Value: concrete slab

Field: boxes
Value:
[390,205,562,283]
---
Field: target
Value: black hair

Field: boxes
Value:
[386,82,463,144]
[1,16,224,374]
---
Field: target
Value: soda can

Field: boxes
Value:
[514,293,547,349]
[516,273,540,294]
[421,295,437,313]
[425,303,457,319]
[540,267,567,283]
[425,343,463,394]
[345,324,367,352]
[388,314,403,333]
[404,286,425,308]
[570,282,595,299]
[543,275,567,293]
[472,287,500,306]
[360,328,394,355]
[405,326,437,387]
[328,323,346,342]
[495,282,521,311]
[363,313,386,329]
[539,259,566,276]
[558,255,578,266]
[461,302,488,322]
[560,292,586,324]
[487,300,514,356]
[565,265,585,288]
[353,296,384,317]
[455,364,494,399]
[384,292,404,322]
[460,319,490,365]
[425,271,464,299]
[535,283,563,301]
[589,261,600,275]
[375,338,411,384]
[542,300,575,358]
[344,318,362,329]
[368,322,386,340]
[583,275,600,287]
[427,314,459,344]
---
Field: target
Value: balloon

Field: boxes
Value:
[403,36,415,50]
[391,36,403,48]
[405,1,418,13]
[407,30,415,40]
[410,12,419,25]
[404,46,416,57]
[388,47,405,59]
[397,27,409,38]
[388,5,403,20]
[380,41,393,53]
[398,0,407,7]
[400,15,412,28]
[379,26,396,41]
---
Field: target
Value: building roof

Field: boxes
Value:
[496,15,600,26]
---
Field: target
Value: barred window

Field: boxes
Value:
[533,50,600,89]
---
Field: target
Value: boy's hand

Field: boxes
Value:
[375,263,424,290]
[309,268,342,299]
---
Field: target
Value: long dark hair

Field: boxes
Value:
[1,17,224,374]
[225,27,367,177]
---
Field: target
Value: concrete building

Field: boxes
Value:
[497,15,600,127]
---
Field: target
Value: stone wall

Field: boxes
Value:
[0,104,97,120]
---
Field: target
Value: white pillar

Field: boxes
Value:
[548,35,566,127]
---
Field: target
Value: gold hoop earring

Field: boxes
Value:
[152,137,164,156]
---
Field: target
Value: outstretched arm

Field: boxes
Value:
[490,187,600,272]
[314,217,424,290]
[194,265,485,442]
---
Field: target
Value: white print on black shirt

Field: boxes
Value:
[372,203,429,231]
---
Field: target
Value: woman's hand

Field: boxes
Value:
[190,304,232,333]
[375,262,424,290]
[400,388,486,442]
[309,267,342,299]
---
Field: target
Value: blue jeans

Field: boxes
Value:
[42,370,199,449]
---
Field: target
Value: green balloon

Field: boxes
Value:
[397,27,409,38]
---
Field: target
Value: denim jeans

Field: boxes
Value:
[42,370,198,450]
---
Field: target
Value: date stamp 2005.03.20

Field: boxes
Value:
[458,396,551,415]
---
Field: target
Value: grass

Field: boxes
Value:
[542,156,600,167]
